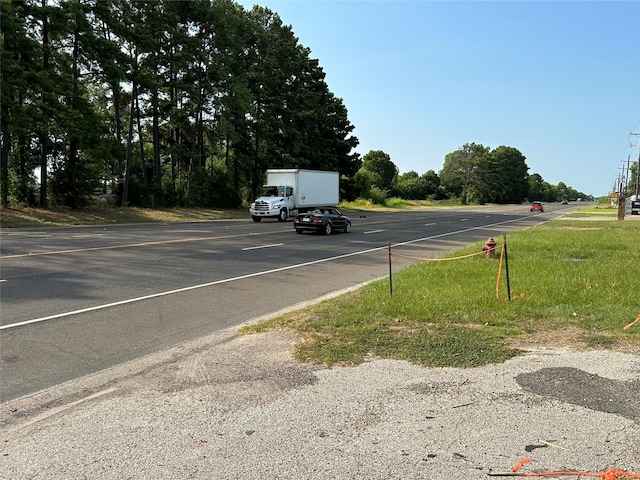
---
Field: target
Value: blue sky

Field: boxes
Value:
[238,1,640,197]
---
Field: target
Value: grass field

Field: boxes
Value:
[241,218,640,367]
[563,202,619,217]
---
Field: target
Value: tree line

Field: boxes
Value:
[1,0,359,209]
[353,147,590,205]
[1,0,589,210]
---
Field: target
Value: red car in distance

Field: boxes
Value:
[530,201,544,212]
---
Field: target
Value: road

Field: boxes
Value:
[0,204,578,403]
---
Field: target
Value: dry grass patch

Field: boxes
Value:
[508,325,640,355]
[0,206,246,227]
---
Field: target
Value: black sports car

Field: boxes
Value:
[293,208,352,235]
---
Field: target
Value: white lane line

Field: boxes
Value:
[0,215,528,331]
[242,243,284,251]
[364,230,384,234]
[461,218,469,221]
[0,279,6,283]
[424,223,436,226]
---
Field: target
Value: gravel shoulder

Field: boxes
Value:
[2,318,639,480]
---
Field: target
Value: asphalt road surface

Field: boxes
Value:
[0,204,579,403]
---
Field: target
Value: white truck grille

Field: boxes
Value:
[254,201,272,211]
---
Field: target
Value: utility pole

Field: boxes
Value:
[630,133,640,215]
[631,133,640,197]
[617,173,626,220]
[618,166,626,193]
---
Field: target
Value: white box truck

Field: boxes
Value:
[249,169,339,222]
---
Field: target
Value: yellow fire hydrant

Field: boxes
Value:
[482,237,497,259]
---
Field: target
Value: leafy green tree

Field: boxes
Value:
[352,167,375,199]
[528,173,546,201]
[479,145,529,203]
[45,0,108,207]
[394,170,419,199]
[395,169,442,200]
[1,0,37,206]
[85,0,128,194]
[421,170,440,198]
[555,183,585,202]
[440,143,489,204]
[239,5,359,201]
[362,150,397,192]
[339,173,358,202]
[554,182,569,202]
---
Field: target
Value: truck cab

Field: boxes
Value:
[250,185,294,222]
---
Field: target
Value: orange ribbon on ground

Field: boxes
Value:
[492,458,640,479]
[623,314,640,331]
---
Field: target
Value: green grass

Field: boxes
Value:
[563,202,618,217]
[241,219,640,368]
[339,197,464,210]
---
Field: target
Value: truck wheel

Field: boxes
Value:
[252,216,261,222]
[278,209,288,222]
[324,222,332,235]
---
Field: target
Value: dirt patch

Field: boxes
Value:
[507,324,640,356]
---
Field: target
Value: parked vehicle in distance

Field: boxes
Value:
[561,199,569,204]
[250,169,339,222]
[293,208,351,235]
[530,201,544,212]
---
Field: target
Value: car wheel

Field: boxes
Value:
[278,209,287,222]
[295,228,303,234]
[252,216,262,222]
[324,222,332,235]
[343,221,351,233]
